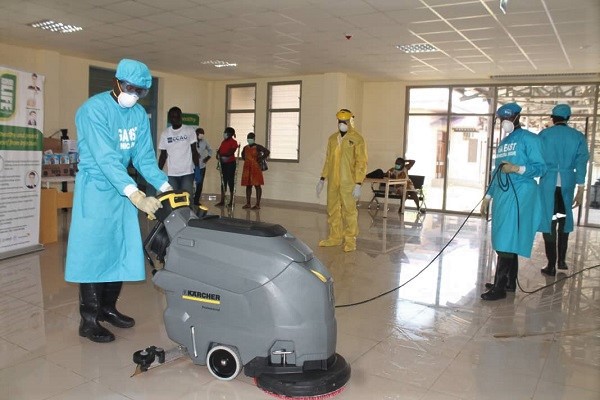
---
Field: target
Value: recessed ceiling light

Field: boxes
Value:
[28,19,82,33]
[395,43,437,54]
[201,60,237,68]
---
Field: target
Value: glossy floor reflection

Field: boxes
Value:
[0,204,598,400]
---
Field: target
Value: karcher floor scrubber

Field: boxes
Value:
[139,191,350,398]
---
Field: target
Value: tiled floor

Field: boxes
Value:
[0,203,598,400]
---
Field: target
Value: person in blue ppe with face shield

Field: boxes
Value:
[480,102,546,300]
[538,104,589,276]
[316,109,368,252]
[65,59,173,343]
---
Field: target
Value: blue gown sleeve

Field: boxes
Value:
[574,133,589,185]
[130,108,168,191]
[521,133,546,179]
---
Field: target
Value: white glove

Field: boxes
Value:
[480,197,490,217]
[573,186,584,208]
[316,179,324,198]
[129,190,162,220]
[352,184,361,200]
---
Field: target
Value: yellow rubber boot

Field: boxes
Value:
[319,238,342,247]
[343,238,356,252]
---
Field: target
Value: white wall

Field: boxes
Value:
[3,41,596,206]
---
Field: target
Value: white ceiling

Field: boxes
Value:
[1,0,599,81]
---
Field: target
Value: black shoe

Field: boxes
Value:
[481,287,507,301]
[99,282,135,328]
[485,281,515,292]
[540,265,556,276]
[481,256,510,301]
[79,283,115,343]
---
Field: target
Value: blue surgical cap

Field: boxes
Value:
[552,104,571,119]
[496,102,522,118]
[115,59,152,89]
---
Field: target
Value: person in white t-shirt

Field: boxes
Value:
[158,106,199,196]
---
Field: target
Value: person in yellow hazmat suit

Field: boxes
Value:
[317,109,368,252]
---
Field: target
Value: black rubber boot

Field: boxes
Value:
[98,282,135,328]
[481,257,510,301]
[506,255,518,292]
[557,232,569,270]
[541,237,557,276]
[79,283,115,343]
[484,257,502,289]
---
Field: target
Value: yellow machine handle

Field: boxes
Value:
[158,191,191,209]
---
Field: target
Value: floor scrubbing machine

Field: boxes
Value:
[140,191,351,398]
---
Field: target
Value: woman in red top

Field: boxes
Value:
[215,127,239,207]
[241,132,270,209]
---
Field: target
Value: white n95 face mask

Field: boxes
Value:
[501,119,514,134]
[118,92,139,108]
[338,123,348,133]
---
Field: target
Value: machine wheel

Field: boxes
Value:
[206,345,242,381]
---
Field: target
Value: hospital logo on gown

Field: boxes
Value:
[497,142,517,158]
[118,127,137,150]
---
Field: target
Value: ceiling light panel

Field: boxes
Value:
[28,20,83,33]
[396,43,438,53]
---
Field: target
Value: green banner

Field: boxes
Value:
[0,125,43,150]
[0,73,17,119]
[182,113,200,126]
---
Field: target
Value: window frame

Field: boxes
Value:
[225,83,256,143]
[266,80,302,162]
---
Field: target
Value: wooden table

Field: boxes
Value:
[40,177,75,244]
[364,177,408,218]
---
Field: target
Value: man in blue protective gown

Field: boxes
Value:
[65,59,172,342]
[480,103,546,301]
[539,104,589,276]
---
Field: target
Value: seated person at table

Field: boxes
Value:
[385,157,419,209]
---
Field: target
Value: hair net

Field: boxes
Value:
[552,104,571,119]
[115,59,152,89]
[496,102,522,118]
[395,157,405,165]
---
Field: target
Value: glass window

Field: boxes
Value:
[268,82,301,161]
[451,87,494,114]
[405,115,448,210]
[446,116,491,212]
[408,88,449,114]
[407,83,599,221]
[227,85,255,110]
[226,84,256,140]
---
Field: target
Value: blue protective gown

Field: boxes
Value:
[65,91,168,283]
[488,128,546,257]
[538,123,589,233]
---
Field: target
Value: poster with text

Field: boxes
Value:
[0,66,44,258]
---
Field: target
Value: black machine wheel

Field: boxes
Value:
[255,353,351,398]
[206,345,242,381]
